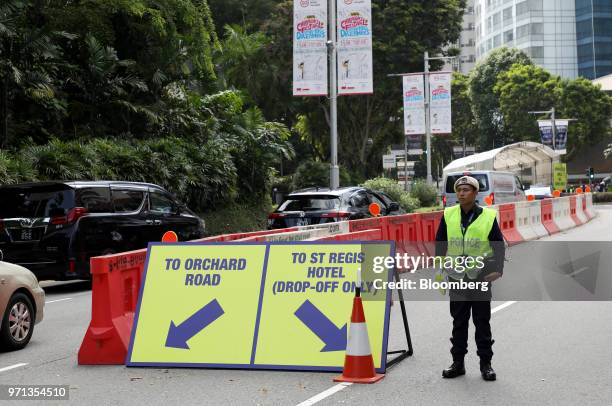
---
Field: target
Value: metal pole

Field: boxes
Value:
[404,135,408,192]
[329,0,340,189]
[424,52,433,185]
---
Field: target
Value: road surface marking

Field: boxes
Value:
[45,298,73,304]
[297,300,518,405]
[0,363,28,373]
[296,383,353,406]
[492,301,517,313]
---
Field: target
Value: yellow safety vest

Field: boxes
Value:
[442,205,496,280]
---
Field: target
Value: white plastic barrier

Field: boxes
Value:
[297,221,350,235]
[238,227,331,242]
[527,200,549,239]
[552,196,575,231]
[575,194,589,224]
[585,193,596,219]
[514,201,539,240]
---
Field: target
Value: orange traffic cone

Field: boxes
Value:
[334,287,384,384]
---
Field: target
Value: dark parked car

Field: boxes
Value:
[267,187,404,229]
[0,181,205,280]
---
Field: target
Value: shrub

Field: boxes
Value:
[411,180,438,207]
[361,177,420,212]
[593,192,612,204]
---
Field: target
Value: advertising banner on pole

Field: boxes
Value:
[402,75,425,136]
[553,163,568,191]
[538,120,568,155]
[555,120,568,155]
[337,0,373,95]
[429,73,452,134]
[538,120,553,148]
[293,0,328,97]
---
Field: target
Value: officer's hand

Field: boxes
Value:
[484,272,502,282]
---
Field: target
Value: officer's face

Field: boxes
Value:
[456,185,477,204]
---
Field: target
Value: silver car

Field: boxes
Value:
[0,253,45,351]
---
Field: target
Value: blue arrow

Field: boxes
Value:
[165,299,224,349]
[294,300,347,352]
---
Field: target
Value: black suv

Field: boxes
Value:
[0,181,205,280]
[267,187,404,229]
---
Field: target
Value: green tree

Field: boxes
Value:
[556,77,612,159]
[469,47,532,149]
[494,63,559,144]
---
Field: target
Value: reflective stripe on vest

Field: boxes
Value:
[443,205,496,279]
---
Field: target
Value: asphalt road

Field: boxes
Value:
[1,206,612,405]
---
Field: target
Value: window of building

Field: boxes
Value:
[503,7,513,24]
[516,1,529,17]
[493,34,501,47]
[516,24,529,39]
[530,22,543,35]
[493,12,501,28]
[504,29,514,43]
[527,46,544,59]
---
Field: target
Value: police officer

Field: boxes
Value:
[436,176,505,381]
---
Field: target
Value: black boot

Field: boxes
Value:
[480,361,496,381]
[442,361,465,378]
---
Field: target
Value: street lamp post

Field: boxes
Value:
[328,0,339,190]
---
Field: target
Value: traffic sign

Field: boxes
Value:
[553,163,567,191]
[126,242,393,372]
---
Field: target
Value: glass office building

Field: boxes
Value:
[575,0,612,79]
[475,0,579,79]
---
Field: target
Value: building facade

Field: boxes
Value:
[444,0,477,74]
[474,0,579,79]
[575,0,612,79]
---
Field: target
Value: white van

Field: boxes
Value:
[441,171,526,207]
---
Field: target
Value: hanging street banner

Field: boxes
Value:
[127,242,393,372]
[403,74,426,136]
[538,120,568,155]
[337,0,373,95]
[429,72,452,134]
[555,120,568,155]
[293,0,328,97]
[538,120,553,148]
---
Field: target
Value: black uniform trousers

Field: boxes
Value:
[449,290,494,363]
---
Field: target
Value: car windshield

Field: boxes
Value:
[445,174,490,193]
[0,185,75,218]
[278,195,341,212]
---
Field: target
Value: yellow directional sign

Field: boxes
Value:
[254,243,391,371]
[127,242,393,371]
[128,244,267,366]
[554,163,567,191]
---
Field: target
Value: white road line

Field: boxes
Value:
[492,301,517,313]
[0,363,28,373]
[297,301,519,406]
[296,383,353,406]
[45,298,73,304]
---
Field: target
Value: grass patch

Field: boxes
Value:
[200,200,273,236]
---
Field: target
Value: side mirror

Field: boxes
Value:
[388,202,400,212]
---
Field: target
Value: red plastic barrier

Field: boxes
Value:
[419,211,443,256]
[348,217,388,240]
[568,196,582,226]
[386,214,425,256]
[497,204,523,245]
[78,249,147,365]
[540,199,559,235]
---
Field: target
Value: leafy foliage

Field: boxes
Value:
[360,177,420,212]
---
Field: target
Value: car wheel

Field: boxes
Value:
[0,293,35,351]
